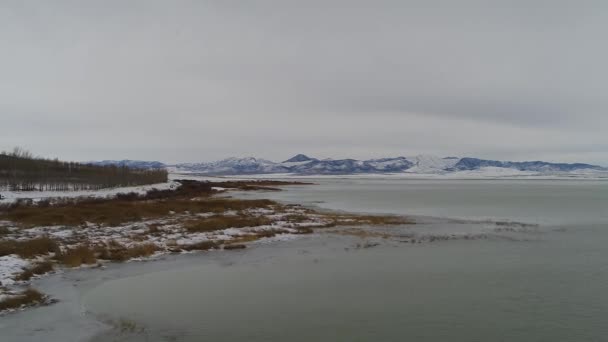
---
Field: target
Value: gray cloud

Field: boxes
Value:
[1,0,607,165]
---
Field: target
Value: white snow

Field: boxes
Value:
[0,255,30,287]
[0,181,179,204]
[281,160,314,168]
[404,155,459,174]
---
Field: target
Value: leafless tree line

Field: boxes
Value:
[0,148,167,192]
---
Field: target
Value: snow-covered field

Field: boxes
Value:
[0,181,179,204]
[0,255,30,288]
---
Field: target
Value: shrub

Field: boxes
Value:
[224,244,246,250]
[0,237,59,258]
[253,228,292,238]
[98,242,158,262]
[0,288,44,311]
[180,240,220,251]
[58,245,97,267]
[15,261,54,281]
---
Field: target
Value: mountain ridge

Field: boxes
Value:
[90,155,606,176]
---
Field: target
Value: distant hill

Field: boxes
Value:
[451,158,602,172]
[90,154,606,177]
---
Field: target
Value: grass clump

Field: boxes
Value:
[0,288,45,311]
[354,215,414,225]
[223,244,246,250]
[0,237,59,258]
[184,216,272,233]
[15,261,54,281]
[57,245,97,267]
[97,241,158,261]
[180,240,220,251]
[254,228,292,238]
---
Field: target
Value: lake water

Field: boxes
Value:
[83,179,608,341]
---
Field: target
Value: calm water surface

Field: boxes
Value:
[84,179,608,341]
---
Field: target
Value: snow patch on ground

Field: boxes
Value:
[0,255,29,287]
[0,181,180,204]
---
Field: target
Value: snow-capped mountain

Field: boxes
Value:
[171,154,606,176]
[281,154,319,168]
[91,154,606,177]
[176,157,289,175]
[403,155,459,174]
[451,158,603,172]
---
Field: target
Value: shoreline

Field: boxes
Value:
[0,179,554,341]
[1,248,254,342]
[0,179,412,315]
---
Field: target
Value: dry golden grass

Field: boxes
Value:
[0,288,44,311]
[319,214,414,227]
[180,240,221,251]
[280,214,311,223]
[147,223,162,235]
[226,235,262,244]
[15,261,54,281]
[0,237,59,258]
[223,244,247,250]
[96,242,158,262]
[253,228,292,238]
[0,197,277,227]
[184,216,273,233]
[57,245,97,267]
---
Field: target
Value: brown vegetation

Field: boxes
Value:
[0,197,276,227]
[253,228,293,238]
[0,237,59,258]
[0,179,310,228]
[226,235,264,244]
[57,245,97,267]
[184,216,273,233]
[180,240,221,251]
[0,288,45,311]
[223,244,246,250]
[15,261,54,281]
[96,241,158,261]
[293,227,315,234]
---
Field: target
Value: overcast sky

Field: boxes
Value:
[1,1,607,165]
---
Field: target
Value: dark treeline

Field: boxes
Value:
[0,148,167,192]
